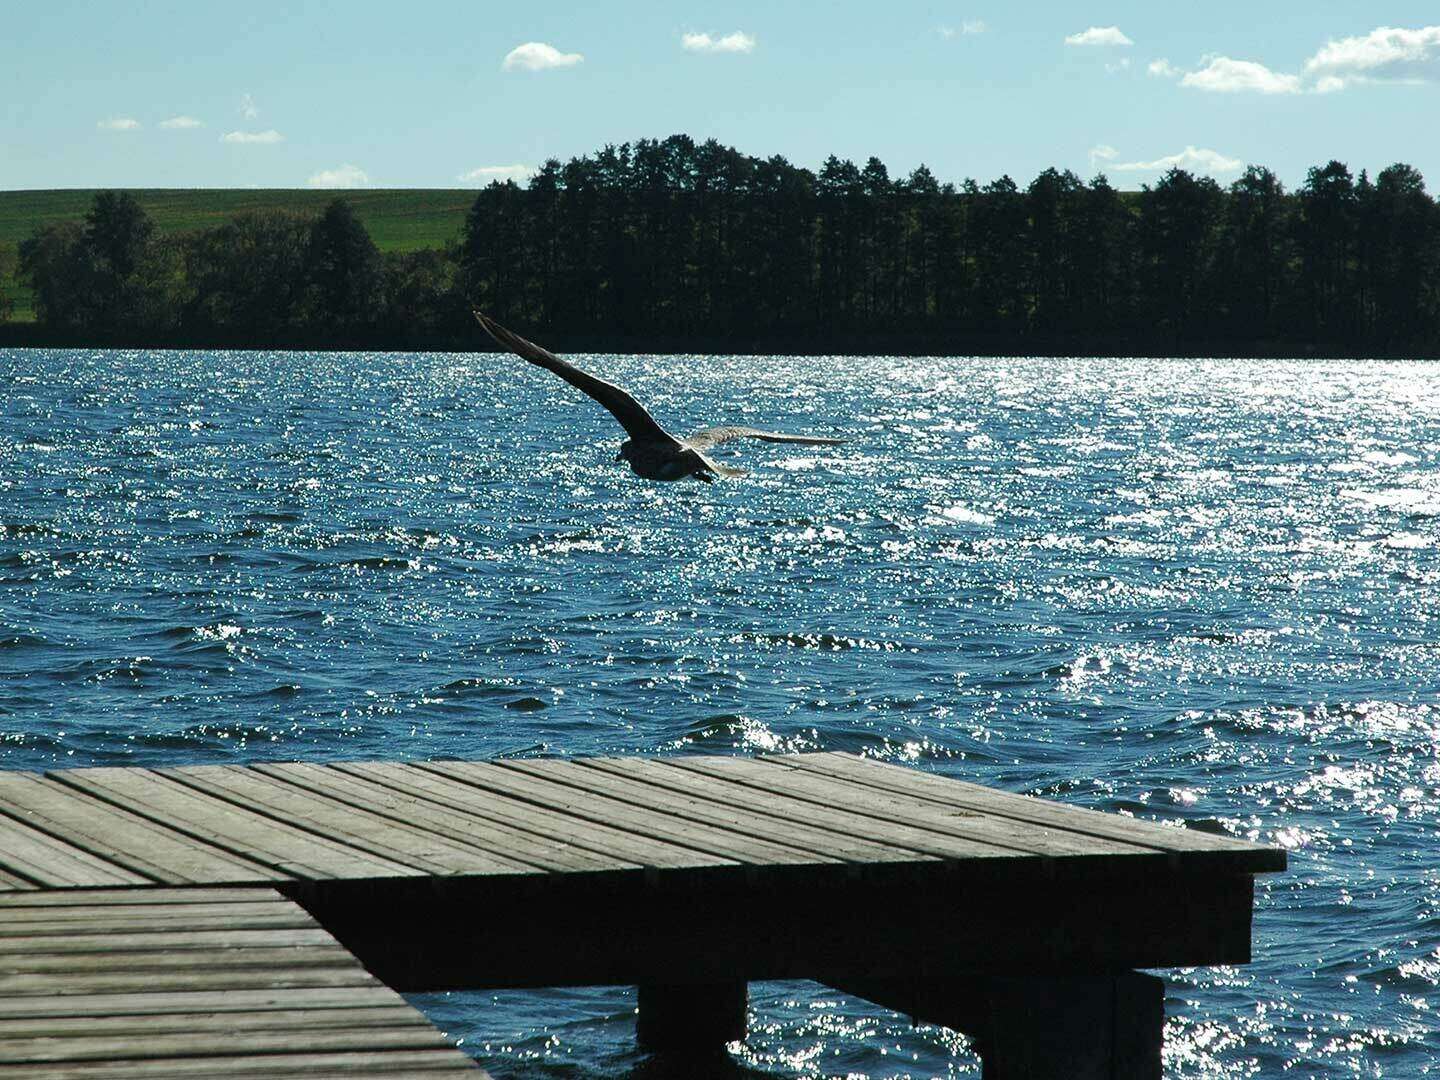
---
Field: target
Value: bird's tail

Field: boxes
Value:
[694,450,747,480]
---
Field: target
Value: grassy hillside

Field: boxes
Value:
[0,189,474,322]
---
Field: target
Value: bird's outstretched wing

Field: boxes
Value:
[474,312,676,445]
[684,426,845,451]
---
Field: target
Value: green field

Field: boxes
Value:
[0,189,475,322]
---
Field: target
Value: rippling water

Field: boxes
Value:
[2,348,1438,1077]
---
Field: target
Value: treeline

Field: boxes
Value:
[10,134,1440,354]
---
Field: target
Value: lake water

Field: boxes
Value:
[2,348,1438,1077]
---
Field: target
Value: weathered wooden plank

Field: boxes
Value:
[500,758,917,865]
[453,759,884,866]
[0,815,148,888]
[0,946,363,975]
[0,887,273,908]
[769,752,1287,871]
[337,761,727,871]
[0,927,339,956]
[51,769,420,881]
[0,904,316,936]
[0,1049,482,1078]
[250,762,625,875]
[0,986,404,1020]
[156,765,533,877]
[418,759,837,868]
[663,755,1168,861]
[0,775,274,885]
[0,1006,432,1040]
[580,757,1024,864]
[0,866,38,892]
[0,1069,483,1080]
[0,1025,460,1065]
[0,965,380,996]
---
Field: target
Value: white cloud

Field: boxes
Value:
[308,164,369,189]
[1088,144,1119,169]
[1065,26,1133,47]
[459,164,537,185]
[1150,25,1440,97]
[160,116,204,129]
[98,117,141,131]
[681,31,756,53]
[1181,56,1300,94]
[222,129,284,144]
[939,20,985,38]
[1303,25,1440,90]
[240,93,259,120]
[502,42,583,71]
[1106,57,1131,73]
[1114,145,1244,175]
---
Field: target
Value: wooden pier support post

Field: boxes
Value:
[834,971,1164,1080]
[635,980,748,1054]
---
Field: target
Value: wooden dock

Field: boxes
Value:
[0,752,1286,1078]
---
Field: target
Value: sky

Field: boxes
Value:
[4,1,1440,193]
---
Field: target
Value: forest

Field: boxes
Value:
[7,134,1440,355]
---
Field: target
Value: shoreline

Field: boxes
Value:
[0,324,1429,360]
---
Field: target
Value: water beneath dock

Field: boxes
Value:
[2,348,1438,1076]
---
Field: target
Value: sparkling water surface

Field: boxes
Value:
[2,349,1438,1078]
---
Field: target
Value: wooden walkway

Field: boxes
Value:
[0,888,483,1077]
[0,752,1287,1078]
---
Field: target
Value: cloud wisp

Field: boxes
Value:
[1088,144,1119,170]
[308,164,369,189]
[98,117,141,131]
[1148,58,1180,78]
[502,42,583,71]
[240,93,259,120]
[1065,26,1133,47]
[222,130,284,144]
[1113,146,1244,175]
[160,116,204,129]
[459,164,537,185]
[939,21,986,39]
[681,31,756,53]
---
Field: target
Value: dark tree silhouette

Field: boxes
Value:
[1026,168,1087,334]
[18,224,94,329]
[305,198,384,332]
[1138,168,1223,343]
[11,147,1440,354]
[1213,166,1291,343]
[1296,161,1360,344]
[85,191,153,279]
[186,211,310,338]
[969,176,1028,332]
[1364,164,1438,346]
[0,247,18,323]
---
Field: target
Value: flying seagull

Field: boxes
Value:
[474,312,843,482]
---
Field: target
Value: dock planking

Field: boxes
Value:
[0,753,1282,892]
[0,752,1286,1078]
[0,888,486,1077]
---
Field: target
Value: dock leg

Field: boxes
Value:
[833,971,1163,1080]
[964,972,1163,1080]
[635,980,748,1054]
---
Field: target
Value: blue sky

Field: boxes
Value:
[4,1,1439,192]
